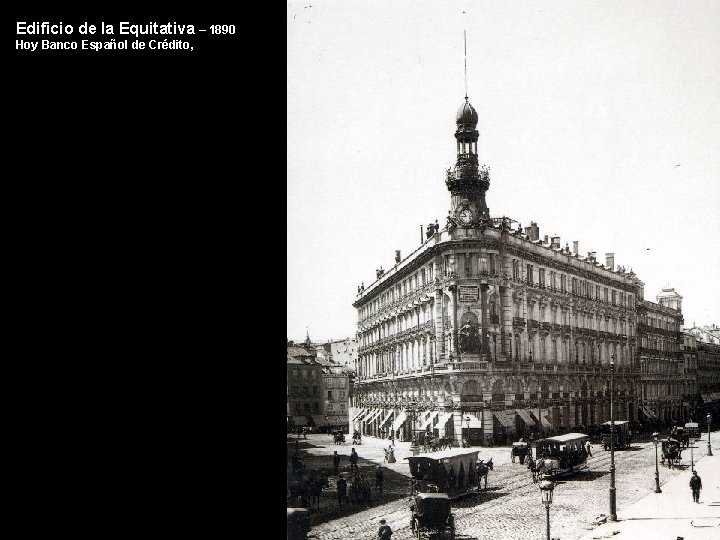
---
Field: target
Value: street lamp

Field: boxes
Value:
[707,414,713,456]
[539,475,555,540]
[465,416,471,447]
[609,355,616,521]
[652,432,662,493]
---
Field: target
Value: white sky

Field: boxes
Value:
[287,0,720,341]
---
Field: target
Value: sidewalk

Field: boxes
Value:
[579,441,720,540]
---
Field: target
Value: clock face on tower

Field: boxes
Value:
[458,209,473,225]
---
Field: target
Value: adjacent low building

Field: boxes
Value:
[287,338,353,432]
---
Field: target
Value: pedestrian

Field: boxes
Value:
[303,426,308,439]
[387,446,396,463]
[586,441,592,457]
[378,519,393,540]
[333,450,341,475]
[336,475,347,507]
[350,447,359,473]
[690,470,702,503]
[375,466,384,493]
[511,446,516,463]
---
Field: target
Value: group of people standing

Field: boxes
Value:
[333,447,388,509]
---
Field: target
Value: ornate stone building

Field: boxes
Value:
[351,96,651,445]
[636,287,685,422]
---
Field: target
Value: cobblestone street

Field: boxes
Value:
[298,430,720,540]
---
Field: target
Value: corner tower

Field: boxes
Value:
[445,97,490,227]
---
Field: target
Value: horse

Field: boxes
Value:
[475,457,494,490]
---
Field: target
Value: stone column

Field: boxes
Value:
[450,286,458,354]
[500,285,512,358]
[480,283,489,357]
[435,288,444,357]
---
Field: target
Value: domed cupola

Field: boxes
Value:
[456,97,479,127]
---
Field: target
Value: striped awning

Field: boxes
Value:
[434,411,454,431]
[539,414,552,428]
[516,409,536,427]
[351,408,367,421]
[493,410,515,429]
[392,410,408,431]
[419,411,440,431]
[641,406,658,419]
[365,409,383,423]
[356,409,373,422]
[379,409,394,427]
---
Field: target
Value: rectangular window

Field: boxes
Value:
[312,385,318,396]
[595,285,600,299]
[611,290,616,305]
[304,403,310,412]
[526,264,533,284]
[604,288,608,302]
[512,260,519,279]
[539,268,545,287]
[571,278,577,294]
[313,402,319,413]
[340,389,346,398]
[293,369,298,377]
[490,254,497,275]
[550,271,556,290]
[295,403,302,414]
[292,386,299,396]
[560,275,566,292]
[327,390,332,399]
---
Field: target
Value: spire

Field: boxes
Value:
[305,328,311,345]
[464,29,468,99]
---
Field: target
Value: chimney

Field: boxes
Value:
[572,241,579,255]
[587,251,597,263]
[605,253,615,271]
[551,236,560,249]
[543,235,549,244]
[376,267,385,279]
[395,250,401,263]
[524,221,540,241]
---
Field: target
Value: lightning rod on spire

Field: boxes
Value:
[464,29,468,99]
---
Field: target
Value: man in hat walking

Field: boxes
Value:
[378,519,392,540]
[689,470,702,503]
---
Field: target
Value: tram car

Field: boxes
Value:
[534,433,590,478]
[670,426,690,448]
[405,449,480,499]
[600,420,632,450]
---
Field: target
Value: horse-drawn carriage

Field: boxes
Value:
[685,422,701,439]
[600,420,632,450]
[409,493,456,540]
[333,431,346,445]
[511,441,530,464]
[660,437,683,468]
[418,432,455,453]
[406,449,489,498]
[287,467,329,511]
[670,426,690,448]
[534,433,590,478]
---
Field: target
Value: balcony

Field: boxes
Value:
[528,319,540,330]
[513,317,526,327]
